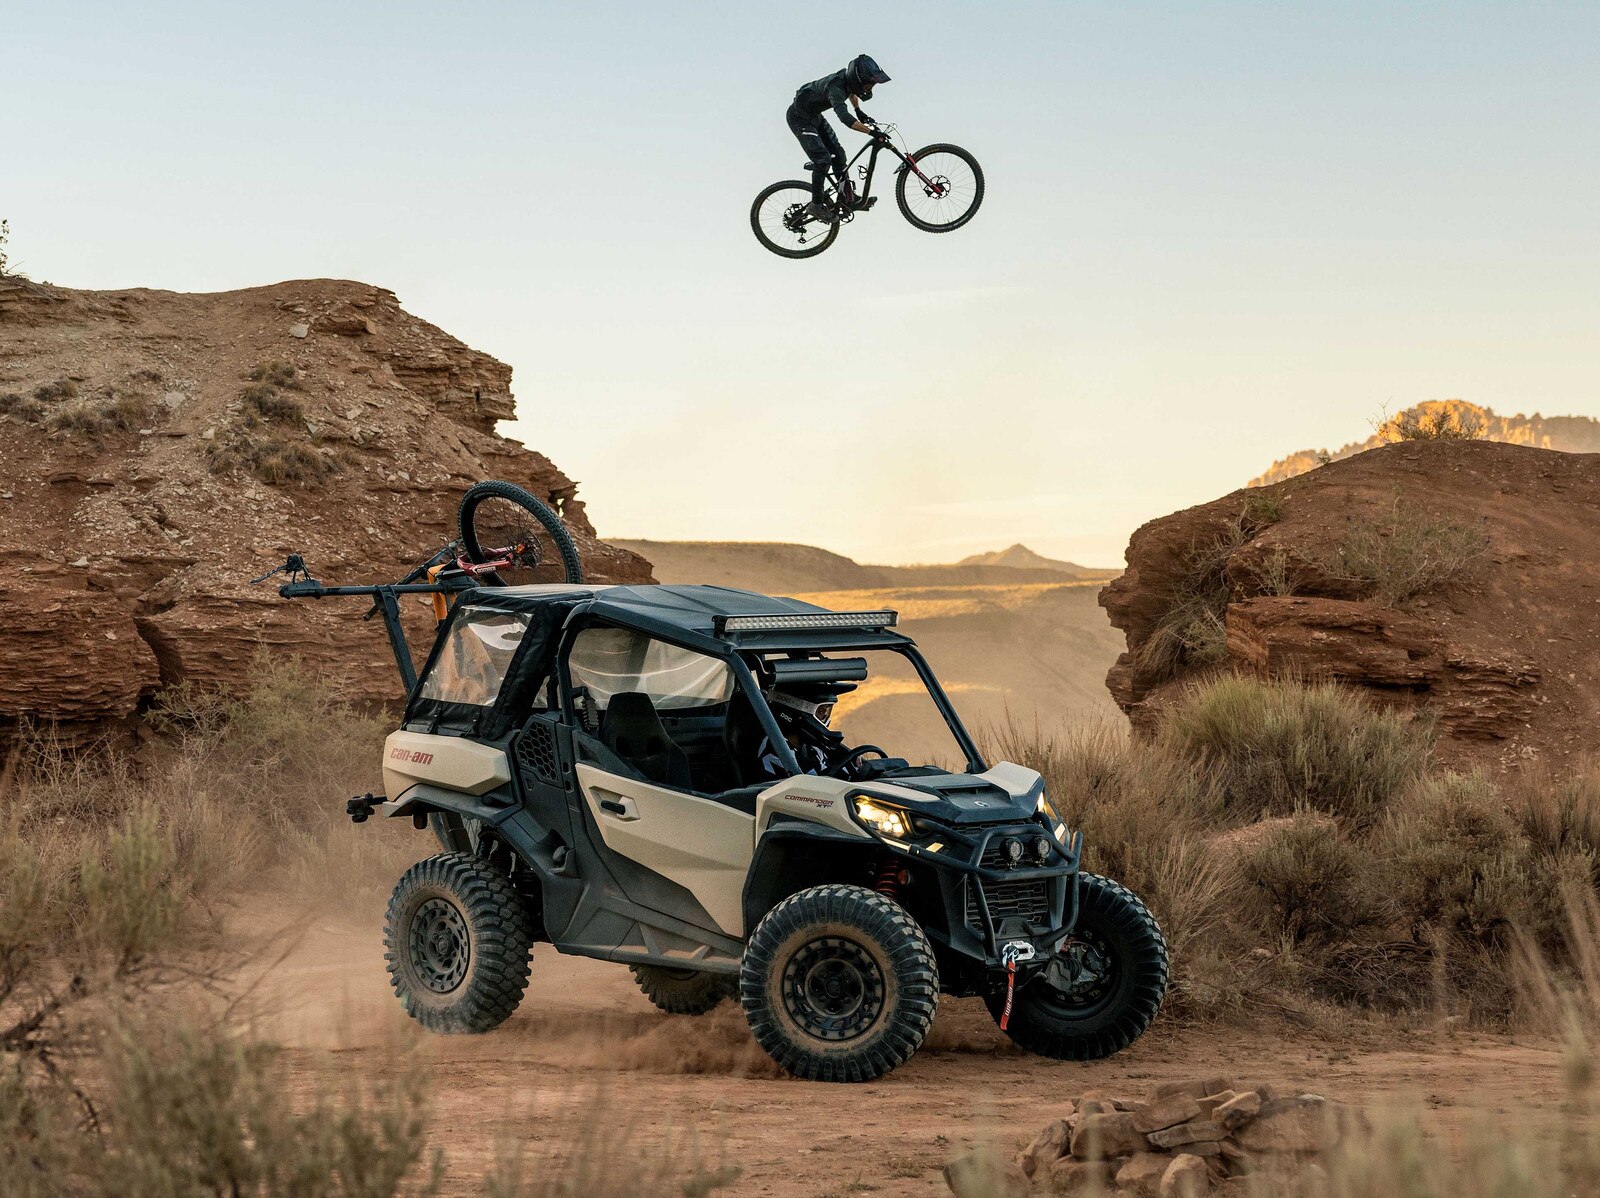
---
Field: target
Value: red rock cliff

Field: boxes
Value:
[1100,440,1600,769]
[0,276,652,745]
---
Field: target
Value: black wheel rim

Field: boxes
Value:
[410,898,470,993]
[1033,927,1120,1018]
[902,151,980,227]
[782,936,885,1042]
[756,186,835,254]
[464,495,569,586]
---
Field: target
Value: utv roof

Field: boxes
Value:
[455,583,912,653]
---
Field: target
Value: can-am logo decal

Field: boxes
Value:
[789,796,835,810]
[389,747,435,766]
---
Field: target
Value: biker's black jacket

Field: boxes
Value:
[793,68,870,128]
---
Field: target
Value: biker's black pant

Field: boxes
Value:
[786,103,845,204]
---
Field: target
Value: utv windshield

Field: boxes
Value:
[417,607,532,707]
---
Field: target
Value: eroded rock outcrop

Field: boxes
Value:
[1101,440,1600,769]
[0,277,652,745]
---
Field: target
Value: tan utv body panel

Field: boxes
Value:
[576,765,758,937]
[383,730,512,802]
[754,774,921,837]
[978,760,1043,799]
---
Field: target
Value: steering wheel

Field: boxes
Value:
[830,745,890,779]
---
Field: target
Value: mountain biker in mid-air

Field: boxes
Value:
[787,54,892,224]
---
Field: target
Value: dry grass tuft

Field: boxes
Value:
[1157,674,1434,827]
[207,430,338,485]
[1327,499,1492,606]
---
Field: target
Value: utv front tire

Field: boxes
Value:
[384,853,533,1034]
[986,873,1168,1060]
[631,965,738,1015]
[741,884,938,1082]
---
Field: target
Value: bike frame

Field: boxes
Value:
[834,136,945,206]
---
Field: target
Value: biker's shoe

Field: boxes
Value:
[804,200,838,224]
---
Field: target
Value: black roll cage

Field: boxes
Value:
[552,614,987,780]
[273,570,988,780]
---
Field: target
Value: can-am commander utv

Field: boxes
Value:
[262,481,1168,1082]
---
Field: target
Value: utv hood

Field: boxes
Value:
[872,763,1044,826]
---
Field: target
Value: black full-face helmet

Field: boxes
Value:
[848,53,891,100]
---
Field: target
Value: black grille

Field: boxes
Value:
[966,878,1051,929]
[515,720,559,784]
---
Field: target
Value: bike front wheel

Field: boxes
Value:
[751,180,840,259]
[457,479,583,586]
[896,144,984,233]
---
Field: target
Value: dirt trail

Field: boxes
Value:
[262,909,1576,1196]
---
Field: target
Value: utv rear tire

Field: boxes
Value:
[741,884,938,1082]
[384,853,533,1034]
[985,873,1168,1060]
[631,965,738,1015]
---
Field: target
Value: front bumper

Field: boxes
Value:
[878,818,1083,966]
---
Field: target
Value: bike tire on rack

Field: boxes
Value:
[457,480,584,586]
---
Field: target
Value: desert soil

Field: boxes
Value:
[260,905,1574,1196]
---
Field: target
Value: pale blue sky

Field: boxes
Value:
[7,1,1597,564]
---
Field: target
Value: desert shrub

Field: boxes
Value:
[1379,403,1488,442]
[1134,523,1244,679]
[42,389,153,439]
[207,430,337,485]
[1506,758,1600,873]
[1240,812,1382,948]
[241,382,304,426]
[152,658,385,829]
[1380,773,1579,953]
[1241,489,1286,526]
[0,1014,440,1198]
[1327,499,1491,605]
[247,360,301,389]
[0,218,10,277]
[0,391,45,421]
[0,800,221,1086]
[1252,548,1300,597]
[1158,674,1434,826]
[33,378,78,402]
[1136,497,1290,679]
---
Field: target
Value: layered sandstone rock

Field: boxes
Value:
[1100,440,1600,769]
[0,277,652,746]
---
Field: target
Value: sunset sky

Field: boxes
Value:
[9,1,1597,565]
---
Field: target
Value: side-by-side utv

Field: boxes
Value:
[265,481,1168,1082]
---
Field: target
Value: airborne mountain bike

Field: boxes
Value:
[751,124,984,259]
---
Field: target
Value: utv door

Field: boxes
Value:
[575,764,755,937]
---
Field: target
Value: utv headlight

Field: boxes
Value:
[853,796,912,840]
[1036,793,1068,841]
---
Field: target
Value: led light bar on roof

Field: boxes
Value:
[714,610,899,634]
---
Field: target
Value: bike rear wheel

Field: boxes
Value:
[751,180,840,259]
[896,144,984,233]
[457,480,583,586]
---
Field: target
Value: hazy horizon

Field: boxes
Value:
[8,1,1596,565]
